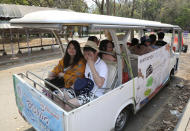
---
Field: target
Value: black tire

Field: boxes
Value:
[115,109,130,131]
[166,69,174,86]
[169,69,174,82]
[170,69,174,80]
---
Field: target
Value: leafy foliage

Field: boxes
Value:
[175,5,190,30]
[91,0,190,30]
[0,0,88,12]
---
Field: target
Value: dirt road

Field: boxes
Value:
[0,47,190,131]
[0,53,61,131]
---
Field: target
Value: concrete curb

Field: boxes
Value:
[174,99,190,131]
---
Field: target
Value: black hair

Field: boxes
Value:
[99,40,114,51]
[88,36,98,43]
[140,36,151,47]
[140,36,146,46]
[64,40,83,68]
[98,39,114,58]
[149,34,157,44]
[83,47,97,54]
[157,32,165,39]
[131,38,139,46]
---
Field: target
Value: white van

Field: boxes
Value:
[11,10,187,131]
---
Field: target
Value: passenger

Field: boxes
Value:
[46,40,86,90]
[131,38,139,47]
[66,40,108,108]
[141,36,151,46]
[149,34,159,49]
[128,38,140,54]
[88,36,99,46]
[155,32,167,46]
[129,37,153,55]
[138,36,154,55]
[99,39,117,62]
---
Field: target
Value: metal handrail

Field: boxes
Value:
[23,71,77,108]
[26,71,64,97]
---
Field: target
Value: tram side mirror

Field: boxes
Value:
[182,44,188,53]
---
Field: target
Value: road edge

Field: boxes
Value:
[174,99,190,131]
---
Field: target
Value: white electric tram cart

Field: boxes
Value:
[11,10,187,131]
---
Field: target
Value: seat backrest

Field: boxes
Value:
[104,60,117,91]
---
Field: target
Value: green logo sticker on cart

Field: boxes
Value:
[146,76,153,87]
[144,88,152,96]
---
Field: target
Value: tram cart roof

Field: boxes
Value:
[10,10,181,30]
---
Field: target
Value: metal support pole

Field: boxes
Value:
[122,30,132,68]
[25,29,31,55]
[40,33,44,50]
[100,29,102,39]
[52,30,64,57]
[138,29,144,39]
[130,29,134,42]
[82,26,83,37]
[51,33,55,50]
[17,32,22,54]
[10,29,15,57]
[171,29,175,53]
[109,30,122,85]
[178,30,182,53]
[1,32,7,56]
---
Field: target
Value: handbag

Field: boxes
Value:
[45,66,71,91]
[45,77,65,91]
[74,78,94,96]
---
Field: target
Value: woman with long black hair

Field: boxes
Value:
[98,39,116,62]
[47,40,86,89]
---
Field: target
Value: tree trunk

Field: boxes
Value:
[106,0,110,15]
[100,0,105,14]
[131,0,136,17]
[114,0,116,15]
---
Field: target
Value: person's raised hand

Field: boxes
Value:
[48,72,56,80]
[58,72,65,78]
[86,52,95,66]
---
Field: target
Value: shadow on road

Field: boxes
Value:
[24,127,35,131]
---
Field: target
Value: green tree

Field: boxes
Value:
[0,0,88,12]
[160,0,180,24]
[1,0,190,29]
[92,0,105,14]
[0,0,29,5]
[139,0,162,21]
[175,5,190,30]
[160,0,190,29]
